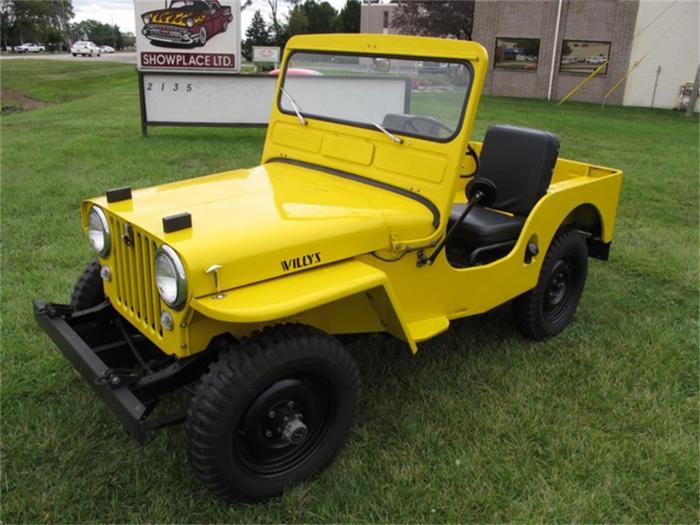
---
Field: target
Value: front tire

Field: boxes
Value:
[185,324,361,501]
[197,27,207,46]
[70,260,104,311]
[513,229,588,339]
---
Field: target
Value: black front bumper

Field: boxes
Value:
[33,300,213,442]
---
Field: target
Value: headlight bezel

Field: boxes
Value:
[143,14,151,24]
[154,244,188,309]
[87,205,111,257]
[186,17,195,27]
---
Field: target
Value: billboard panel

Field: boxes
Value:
[253,46,280,63]
[135,0,241,73]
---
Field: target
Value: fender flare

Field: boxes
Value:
[190,260,418,352]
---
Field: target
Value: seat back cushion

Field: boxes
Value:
[477,125,560,216]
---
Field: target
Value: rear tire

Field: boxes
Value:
[185,323,361,501]
[70,260,104,311]
[513,229,588,339]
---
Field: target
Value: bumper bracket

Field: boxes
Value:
[33,300,215,442]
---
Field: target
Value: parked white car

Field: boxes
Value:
[99,45,115,53]
[585,55,607,65]
[15,43,45,53]
[71,41,101,57]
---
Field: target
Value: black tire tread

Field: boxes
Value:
[513,228,588,340]
[184,323,361,500]
[69,259,104,311]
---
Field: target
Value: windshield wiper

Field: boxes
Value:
[354,111,403,144]
[281,87,306,126]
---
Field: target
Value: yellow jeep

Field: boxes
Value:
[34,34,623,501]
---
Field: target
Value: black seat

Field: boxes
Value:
[448,125,560,252]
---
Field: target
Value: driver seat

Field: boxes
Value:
[447,125,560,258]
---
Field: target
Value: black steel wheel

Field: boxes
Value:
[513,229,588,339]
[70,259,104,311]
[185,324,361,501]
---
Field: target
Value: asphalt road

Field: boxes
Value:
[0,52,136,64]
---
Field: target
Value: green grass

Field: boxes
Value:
[1,60,698,523]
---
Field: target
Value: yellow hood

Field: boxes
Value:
[85,161,435,297]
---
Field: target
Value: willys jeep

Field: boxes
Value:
[34,34,623,501]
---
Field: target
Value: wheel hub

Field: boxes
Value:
[543,259,574,320]
[235,376,333,476]
[260,398,309,445]
[281,416,308,445]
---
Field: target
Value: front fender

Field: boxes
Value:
[190,260,417,352]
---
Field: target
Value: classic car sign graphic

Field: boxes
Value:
[135,0,241,72]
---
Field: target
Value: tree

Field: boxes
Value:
[266,0,285,45]
[243,9,270,61]
[122,32,135,49]
[71,19,127,49]
[305,0,336,34]
[392,1,474,40]
[337,0,360,33]
[0,0,74,50]
[285,5,308,38]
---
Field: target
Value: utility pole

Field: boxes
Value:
[686,63,699,117]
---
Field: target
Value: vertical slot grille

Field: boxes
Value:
[109,215,162,337]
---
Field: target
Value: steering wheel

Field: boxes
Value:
[403,116,454,137]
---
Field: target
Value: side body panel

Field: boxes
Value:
[191,161,622,353]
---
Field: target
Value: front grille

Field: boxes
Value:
[147,24,186,36]
[108,215,163,337]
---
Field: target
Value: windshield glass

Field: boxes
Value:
[170,0,208,11]
[279,52,472,142]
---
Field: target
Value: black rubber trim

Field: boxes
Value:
[106,186,132,203]
[163,212,192,233]
[267,157,440,228]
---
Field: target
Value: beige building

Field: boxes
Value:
[622,1,699,110]
[361,0,699,109]
[360,3,398,35]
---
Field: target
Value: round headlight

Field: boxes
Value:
[186,18,195,27]
[155,245,187,309]
[143,14,151,24]
[87,206,110,257]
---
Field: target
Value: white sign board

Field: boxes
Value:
[142,74,276,125]
[252,46,280,63]
[135,0,241,73]
[140,74,410,129]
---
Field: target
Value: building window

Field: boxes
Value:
[560,40,611,75]
[494,37,540,71]
[382,11,389,29]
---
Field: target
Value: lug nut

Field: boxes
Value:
[265,430,273,438]
[268,410,275,418]
[288,401,294,408]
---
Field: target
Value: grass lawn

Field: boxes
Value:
[1,59,698,523]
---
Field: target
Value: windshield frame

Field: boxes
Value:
[276,49,474,144]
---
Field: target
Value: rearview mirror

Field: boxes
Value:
[465,178,497,207]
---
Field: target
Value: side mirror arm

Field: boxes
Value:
[417,178,497,267]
